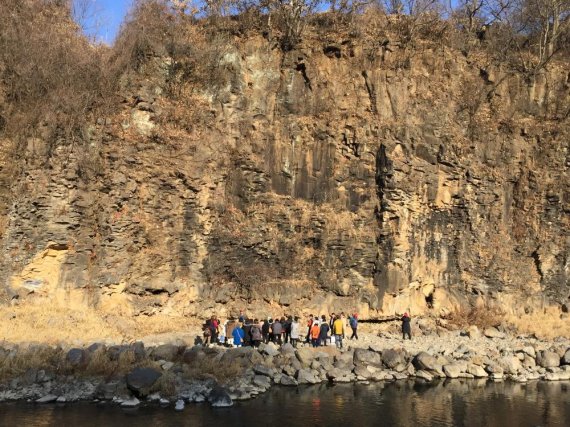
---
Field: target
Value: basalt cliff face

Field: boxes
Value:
[0,32,568,321]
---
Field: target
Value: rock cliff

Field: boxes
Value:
[0,23,568,322]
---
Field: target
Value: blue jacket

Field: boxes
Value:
[233,327,245,346]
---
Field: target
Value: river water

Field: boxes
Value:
[1,380,569,427]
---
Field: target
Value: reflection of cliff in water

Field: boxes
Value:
[1,380,569,426]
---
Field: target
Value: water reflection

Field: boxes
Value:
[1,380,569,427]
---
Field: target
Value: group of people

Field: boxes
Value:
[202,311,361,350]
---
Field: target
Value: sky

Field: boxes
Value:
[74,0,132,44]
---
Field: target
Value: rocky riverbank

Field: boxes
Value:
[1,326,570,409]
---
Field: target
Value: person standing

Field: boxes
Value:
[262,318,270,344]
[306,314,313,344]
[272,318,283,345]
[332,315,344,349]
[319,315,330,346]
[243,318,253,347]
[310,322,321,347]
[283,316,292,344]
[290,316,301,348]
[209,316,219,344]
[251,319,262,347]
[402,312,412,340]
[202,323,212,346]
[225,318,236,347]
[232,323,245,347]
[349,313,359,340]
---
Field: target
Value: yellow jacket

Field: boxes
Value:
[333,318,344,335]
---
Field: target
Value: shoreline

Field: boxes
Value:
[1,326,570,409]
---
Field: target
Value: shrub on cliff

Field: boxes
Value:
[0,0,114,154]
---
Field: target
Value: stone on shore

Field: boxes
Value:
[296,369,319,384]
[413,352,442,372]
[382,348,406,369]
[353,349,381,366]
[151,344,180,361]
[36,394,58,403]
[175,399,185,411]
[66,348,89,367]
[563,349,570,365]
[208,386,233,407]
[280,375,298,386]
[443,363,464,378]
[120,397,140,407]
[537,351,560,368]
[484,327,506,339]
[126,367,162,398]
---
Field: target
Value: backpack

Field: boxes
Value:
[350,317,358,328]
[251,326,262,341]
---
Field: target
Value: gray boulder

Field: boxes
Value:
[485,362,504,375]
[280,375,298,386]
[467,364,488,378]
[443,363,463,378]
[253,364,273,377]
[36,394,58,403]
[126,367,162,398]
[354,349,381,366]
[296,348,316,367]
[499,356,523,375]
[296,369,319,384]
[413,352,441,372]
[382,349,406,369]
[208,386,233,407]
[280,343,295,354]
[151,344,180,361]
[537,350,560,368]
[262,343,279,357]
[253,375,271,389]
[66,348,89,367]
[415,370,434,381]
[561,349,570,365]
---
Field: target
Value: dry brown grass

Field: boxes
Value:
[507,308,570,340]
[182,357,242,383]
[444,306,505,330]
[0,345,64,381]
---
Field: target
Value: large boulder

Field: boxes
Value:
[562,349,570,365]
[182,346,206,364]
[537,350,560,368]
[296,368,319,384]
[467,364,488,378]
[253,364,273,377]
[66,348,89,367]
[382,348,406,369]
[296,348,316,367]
[499,356,523,374]
[443,363,464,378]
[353,349,381,366]
[484,362,504,375]
[126,367,162,398]
[208,386,233,407]
[280,375,298,386]
[253,375,271,389]
[334,351,355,371]
[151,344,180,361]
[354,364,375,380]
[413,352,442,372]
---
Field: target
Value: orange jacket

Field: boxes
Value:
[310,324,320,339]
